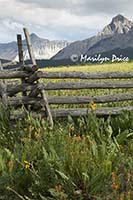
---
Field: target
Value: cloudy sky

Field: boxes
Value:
[0,0,132,43]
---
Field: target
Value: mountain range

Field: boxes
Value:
[0,34,69,61]
[0,14,133,64]
[52,14,133,61]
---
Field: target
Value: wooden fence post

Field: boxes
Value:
[17,34,28,100]
[23,28,53,128]
[41,89,54,128]
[0,61,8,107]
[23,28,36,66]
[17,34,24,66]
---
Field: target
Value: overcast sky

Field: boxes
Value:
[0,0,133,43]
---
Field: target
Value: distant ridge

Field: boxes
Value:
[52,14,133,61]
[0,14,133,66]
[0,34,69,61]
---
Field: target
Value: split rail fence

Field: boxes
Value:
[0,28,133,128]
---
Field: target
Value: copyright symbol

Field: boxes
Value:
[70,54,79,62]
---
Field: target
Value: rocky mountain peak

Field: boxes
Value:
[30,33,38,38]
[30,33,43,42]
[112,14,126,22]
[99,14,133,36]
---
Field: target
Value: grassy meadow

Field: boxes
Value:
[42,62,133,109]
[0,62,133,200]
[43,62,133,72]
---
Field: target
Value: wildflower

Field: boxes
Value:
[112,183,118,190]
[23,160,32,170]
[90,101,97,110]
[111,172,118,191]
[35,129,41,140]
[127,191,131,196]
[73,135,81,142]
[111,172,115,178]
[55,184,62,192]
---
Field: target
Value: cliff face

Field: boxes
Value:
[0,33,69,61]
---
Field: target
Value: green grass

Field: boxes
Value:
[43,62,133,72]
[0,62,133,200]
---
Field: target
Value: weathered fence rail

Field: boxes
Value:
[0,71,132,79]
[9,92,133,106]
[3,81,132,99]
[36,71,133,79]
[0,28,133,128]
[0,69,133,119]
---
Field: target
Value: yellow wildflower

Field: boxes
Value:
[111,172,115,178]
[23,160,32,170]
[90,101,97,110]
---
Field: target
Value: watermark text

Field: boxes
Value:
[70,54,129,63]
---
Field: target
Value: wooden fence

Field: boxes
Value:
[0,28,133,128]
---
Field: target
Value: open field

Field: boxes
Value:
[0,62,133,200]
[43,62,133,72]
[42,62,133,109]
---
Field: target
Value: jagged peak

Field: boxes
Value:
[112,14,128,22]
[30,33,40,39]
[98,14,133,36]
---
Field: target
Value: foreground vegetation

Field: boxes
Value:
[0,105,133,200]
[0,62,133,200]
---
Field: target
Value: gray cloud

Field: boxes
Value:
[16,0,133,16]
[16,0,80,10]
[0,0,133,42]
